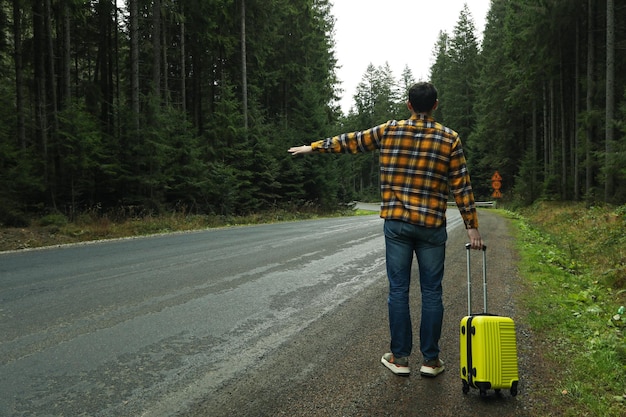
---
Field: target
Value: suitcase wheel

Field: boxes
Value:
[462,380,470,394]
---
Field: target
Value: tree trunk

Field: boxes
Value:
[574,17,580,201]
[152,0,161,99]
[560,75,567,200]
[543,83,548,179]
[241,0,249,130]
[62,1,71,106]
[550,80,556,179]
[33,0,49,190]
[585,0,595,199]
[605,0,615,201]
[44,0,58,132]
[532,100,538,201]
[97,0,113,134]
[114,1,121,136]
[12,0,26,149]
[180,16,186,113]
[107,1,114,131]
[130,0,140,129]
[162,15,168,107]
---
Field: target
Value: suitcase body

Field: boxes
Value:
[460,244,519,397]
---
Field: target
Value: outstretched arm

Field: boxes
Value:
[288,145,313,155]
[289,123,386,156]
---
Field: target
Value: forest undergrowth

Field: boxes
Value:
[510,201,626,416]
[0,204,359,252]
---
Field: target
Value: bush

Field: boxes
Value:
[0,205,30,227]
[39,213,69,228]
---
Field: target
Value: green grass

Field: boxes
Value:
[505,203,626,416]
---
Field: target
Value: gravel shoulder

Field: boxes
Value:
[186,210,555,417]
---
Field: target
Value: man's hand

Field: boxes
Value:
[288,145,313,155]
[466,228,484,250]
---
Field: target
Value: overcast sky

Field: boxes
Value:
[331,0,491,113]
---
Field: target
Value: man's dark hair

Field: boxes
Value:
[408,82,438,112]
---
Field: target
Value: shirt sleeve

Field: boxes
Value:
[448,136,479,229]
[311,123,387,154]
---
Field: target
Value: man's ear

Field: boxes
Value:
[406,100,414,112]
[432,100,439,111]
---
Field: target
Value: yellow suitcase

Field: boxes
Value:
[460,244,519,397]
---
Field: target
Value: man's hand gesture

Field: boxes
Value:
[288,145,313,155]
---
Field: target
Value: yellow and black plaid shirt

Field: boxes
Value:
[310,114,478,229]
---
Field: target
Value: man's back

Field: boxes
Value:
[378,115,471,228]
[289,81,479,231]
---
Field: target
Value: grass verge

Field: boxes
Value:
[507,202,626,416]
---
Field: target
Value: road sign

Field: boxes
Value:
[491,171,502,199]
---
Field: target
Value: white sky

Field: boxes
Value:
[331,0,491,113]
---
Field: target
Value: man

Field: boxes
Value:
[288,82,483,377]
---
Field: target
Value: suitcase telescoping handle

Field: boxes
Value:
[465,243,488,315]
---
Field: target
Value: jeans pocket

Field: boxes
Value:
[427,226,447,246]
[384,219,406,239]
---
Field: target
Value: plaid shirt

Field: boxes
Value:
[311,114,478,229]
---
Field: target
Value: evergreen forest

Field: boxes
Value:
[1,0,625,226]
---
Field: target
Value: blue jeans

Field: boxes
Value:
[384,219,447,361]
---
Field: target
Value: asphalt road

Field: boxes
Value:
[0,208,539,416]
[0,212,396,416]
[190,209,541,417]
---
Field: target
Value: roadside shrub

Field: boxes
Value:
[39,213,69,228]
[0,205,30,227]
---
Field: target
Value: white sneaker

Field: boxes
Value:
[381,353,410,376]
[419,358,445,377]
